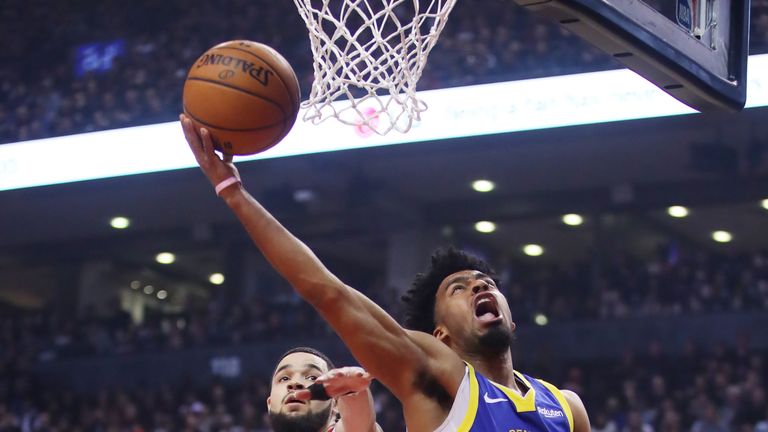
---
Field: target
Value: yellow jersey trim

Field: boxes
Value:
[457,363,480,432]
[488,370,537,412]
[537,379,574,432]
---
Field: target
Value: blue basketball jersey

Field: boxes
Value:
[434,363,573,432]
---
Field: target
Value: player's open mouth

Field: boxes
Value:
[284,394,306,406]
[473,292,502,324]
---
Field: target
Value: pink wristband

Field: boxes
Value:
[215,176,241,196]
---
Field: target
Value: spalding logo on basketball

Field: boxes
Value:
[183,41,300,156]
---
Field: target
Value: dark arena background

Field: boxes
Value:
[2,0,768,431]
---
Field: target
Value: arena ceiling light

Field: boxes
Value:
[667,206,689,218]
[534,313,549,326]
[155,252,176,265]
[471,179,495,193]
[293,189,316,203]
[156,290,168,300]
[109,216,131,229]
[209,273,225,285]
[761,198,768,210]
[143,285,155,295]
[712,230,733,243]
[1,54,767,192]
[474,221,497,233]
[523,244,544,257]
[562,213,584,226]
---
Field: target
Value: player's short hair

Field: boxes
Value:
[273,346,336,377]
[401,246,498,333]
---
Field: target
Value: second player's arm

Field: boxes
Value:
[335,390,380,432]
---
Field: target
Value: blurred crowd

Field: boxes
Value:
[2,249,768,360]
[0,248,768,429]
[1,337,767,431]
[2,0,768,144]
[572,340,768,432]
[505,248,768,324]
[0,299,331,361]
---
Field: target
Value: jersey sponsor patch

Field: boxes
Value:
[537,407,564,418]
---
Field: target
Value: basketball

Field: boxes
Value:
[182,40,300,155]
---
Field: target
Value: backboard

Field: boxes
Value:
[513,0,750,112]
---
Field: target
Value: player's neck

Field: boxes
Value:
[466,349,520,392]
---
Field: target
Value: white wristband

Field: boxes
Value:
[215,176,241,196]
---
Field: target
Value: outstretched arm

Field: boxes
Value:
[180,116,464,404]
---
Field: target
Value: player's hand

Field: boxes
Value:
[180,114,241,193]
[294,367,373,401]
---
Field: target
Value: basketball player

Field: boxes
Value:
[268,347,380,432]
[180,115,590,432]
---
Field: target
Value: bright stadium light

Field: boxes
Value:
[667,206,689,218]
[523,244,544,257]
[712,230,732,243]
[562,214,584,226]
[209,273,225,285]
[534,313,549,326]
[471,180,495,193]
[155,252,176,264]
[156,290,168,300]
[474,221,497,233]
[110,216,131,229]
[143,285,154,295]
[761,198,768,210]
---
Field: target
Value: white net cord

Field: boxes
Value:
[293,0,457,134]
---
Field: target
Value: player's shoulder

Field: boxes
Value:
[404,329,467,393]
[406,330,466,372]
[405,329,462,359]
[404,328,440,342]
[559,389,590,432]
[531,377,585,411]
[529,378,589,432]
[558,389,585,410]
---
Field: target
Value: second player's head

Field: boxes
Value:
[268,347,336,432]
[402,247,515,357]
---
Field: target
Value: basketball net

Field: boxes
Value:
[293,0,457,135]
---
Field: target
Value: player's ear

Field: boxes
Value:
[266,396,272,411]
[432,325,451,345]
